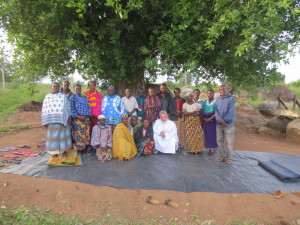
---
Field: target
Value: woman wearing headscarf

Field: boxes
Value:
[91,115,113,162]
[69,84,91,153]
[144,87,161,123]
[134,118,154,155]
[183,91,205,153]
[112,114,137,160]
[42,82,72,158]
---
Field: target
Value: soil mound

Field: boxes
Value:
[19,101,43,112]
[260,85,296,102]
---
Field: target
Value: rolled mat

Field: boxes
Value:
[48,149,83,167]
[258,160,300,182]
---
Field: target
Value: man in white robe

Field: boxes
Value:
[153,110,179,154]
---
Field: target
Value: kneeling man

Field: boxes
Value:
[153,110,178,154]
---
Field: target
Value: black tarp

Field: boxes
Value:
[1,150,300,193]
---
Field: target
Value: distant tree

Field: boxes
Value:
[0,0,299,94]
[0,46,14,87]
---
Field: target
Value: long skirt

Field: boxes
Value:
[89,116,98,135]
[73,117,91,151]
[95,147,112,162]
[203,113,218,150]
[184,116,205,153]
[174,117,185,149]
[137,140,155,156]
[45,123,72,155]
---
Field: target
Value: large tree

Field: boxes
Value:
[0,0,299,94]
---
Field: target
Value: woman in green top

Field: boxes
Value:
[202,90,218,156]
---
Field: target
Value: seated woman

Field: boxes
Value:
[134,118,154,155]
[91,115,113,162]
[183,91,205,154]
[112,114,137,160]
[128,115,142,135]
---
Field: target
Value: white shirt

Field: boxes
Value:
[122,96,139,116]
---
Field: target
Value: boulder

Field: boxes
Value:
[274,109,300,119]
[257,101,278,117]
[286,119,300,143]
[258,126,283,138]
[267,116,293,132]
[247,115,266,124]
[235,112,249,125]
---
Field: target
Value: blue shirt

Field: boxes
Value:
[101,95,126,125]
[215,94,235,124]
[69,94,91,117]
[136,96,146,117]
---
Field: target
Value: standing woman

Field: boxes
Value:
[183,91,205,153]
[202,90,218,156]
[112,114,137,161]
[144,87,161,124]
[42,82,72,158]
[69,84,91,153]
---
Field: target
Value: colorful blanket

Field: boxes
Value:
[48,149,83,167]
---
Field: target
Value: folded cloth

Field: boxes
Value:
[48,149,83,167]
[258,160,300,182]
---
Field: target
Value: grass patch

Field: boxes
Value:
[0,82,50,121]
[0,125,29,133]
[0,206,266,225]
[247,94,265,108]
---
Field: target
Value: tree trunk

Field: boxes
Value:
[1,67,5,89]
[116,68,145,97]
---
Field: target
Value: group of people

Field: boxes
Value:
[42,80,235,164]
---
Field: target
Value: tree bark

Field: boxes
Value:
[116,68,145,97]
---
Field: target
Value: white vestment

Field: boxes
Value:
[153,119,178,154]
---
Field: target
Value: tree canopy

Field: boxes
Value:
[0,0,299,91]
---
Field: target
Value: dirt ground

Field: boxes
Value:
[0,111,300,224]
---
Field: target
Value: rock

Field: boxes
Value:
[286,119,300,143]
[267,116,293,132]
[258,127,283,138]
[235,112,249,125]
[247,115,266,124]
[257,101,278,117]
[296,219,300,225]
[1,206,7,209]
[274,109,300,119]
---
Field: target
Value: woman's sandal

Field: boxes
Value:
[225,159,233,165]
[216,157,225,162]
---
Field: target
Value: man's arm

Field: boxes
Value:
[224,97,235,124]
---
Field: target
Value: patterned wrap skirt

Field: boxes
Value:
[73,117,91,151]
[45,123,72,155]
[184,116,205,153]
[137,140,155,156]
[95,148,112,162]
[174,117,185,149]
